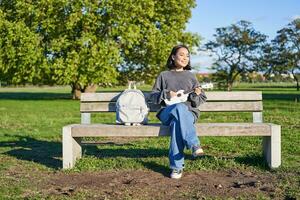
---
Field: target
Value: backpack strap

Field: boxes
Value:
[128,81,137,90]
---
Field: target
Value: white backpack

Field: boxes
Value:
[116,83,149,126]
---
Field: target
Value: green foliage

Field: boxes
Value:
[0,12,45,85]
[0,0,200,92]
[112,0,200,84]
[204,20,267,90]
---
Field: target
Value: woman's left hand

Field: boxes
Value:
[194,87,203,95]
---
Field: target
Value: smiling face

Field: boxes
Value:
[172,47,190,70]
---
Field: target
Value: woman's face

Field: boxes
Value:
[172,47,190,69]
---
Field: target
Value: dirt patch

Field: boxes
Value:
[37,169,279,199]
[2,152,287,199]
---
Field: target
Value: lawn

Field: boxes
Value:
[0,84,299,199]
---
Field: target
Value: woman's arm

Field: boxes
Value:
[149,74,170,105]
[188,75,207,108]
[188,89,207,108]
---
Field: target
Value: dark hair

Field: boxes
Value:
[166,44,192,70]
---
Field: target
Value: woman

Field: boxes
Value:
[150,44,207,179]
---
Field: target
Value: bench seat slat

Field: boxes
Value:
[70,123,272,137]
[80,91,262,102]
[80,101,263,112]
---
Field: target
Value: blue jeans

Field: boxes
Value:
[158,103,200,170]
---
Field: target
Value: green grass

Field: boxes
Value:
[0,84,299,199]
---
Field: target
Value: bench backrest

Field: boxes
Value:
[80,91,263,124]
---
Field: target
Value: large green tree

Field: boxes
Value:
[204,20,267,91]
[0,0,199,98]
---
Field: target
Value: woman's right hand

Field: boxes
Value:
[169,91,177,98]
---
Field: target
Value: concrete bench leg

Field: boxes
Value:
[81,113,91,124]
[63,126,82,169]
[262,125,281,168]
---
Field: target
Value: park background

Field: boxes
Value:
[0,0,299,199]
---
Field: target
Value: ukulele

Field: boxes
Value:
[164,87,202,106]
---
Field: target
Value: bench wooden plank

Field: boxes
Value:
[80,91,262,102]
[70,123,272,137]
[80,101,263,112]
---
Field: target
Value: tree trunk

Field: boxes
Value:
[71,83,98,100]
[71,83,84,100]
[84,84,98,93]
[291,70,299,91]
[295,77,299,91]
[227,82,233,91]
[227,70,236,91]
[294,76,299,102]
[73,89,81,100]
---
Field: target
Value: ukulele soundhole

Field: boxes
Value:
[177,93,182,97]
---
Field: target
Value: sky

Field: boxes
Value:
[186,0,300,72]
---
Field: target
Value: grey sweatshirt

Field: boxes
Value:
[149,70,207,119]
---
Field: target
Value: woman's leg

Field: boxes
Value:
[169,103,200,149]
[158,103,200,170]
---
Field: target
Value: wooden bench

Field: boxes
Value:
[62,91,281,169]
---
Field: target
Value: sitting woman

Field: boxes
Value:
[150,44,207,179]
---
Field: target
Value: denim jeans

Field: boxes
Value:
[158,103,200,170]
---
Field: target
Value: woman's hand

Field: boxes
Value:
[194,87,203,95]
[169,91,177,98]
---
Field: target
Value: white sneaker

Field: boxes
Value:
[170,169,183,179]
[192,146,205,158]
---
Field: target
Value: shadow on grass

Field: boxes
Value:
[185,153,268,169]
[234,153,268,170]
[0,136,269,172]
[83,145,168,158]
[263,93,300,101]
[83,145,269,173]
[84,145,170,176]
[139,160,170,177]
[0,92,72,100]
[189,153,268,170]
[0,135,62,169]
[249,85,297,89]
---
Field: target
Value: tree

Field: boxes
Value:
[203,20,267,91]
[31,0,122,98]
[112,0,200,85]
[0,11,45,85]
[0,0,199,98]
[271,19,300,90]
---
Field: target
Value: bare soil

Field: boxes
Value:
[2,136,288,199]
[29,169,280,199]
